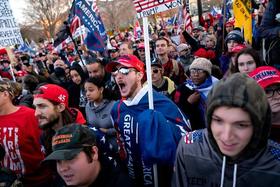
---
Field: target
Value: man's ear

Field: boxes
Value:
[56,103,66,112]
[137,71,144,81]
[92,146,99,161]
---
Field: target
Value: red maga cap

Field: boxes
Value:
[249,66,280,89]
[34,84,69,107]
[105,54,145,73]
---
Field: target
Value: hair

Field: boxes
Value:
[23,75,39,92]
[69,65,88,85]
[8,81,22,98]
[85,77,112,100]
[83,146,94,163]
[234,48,262,73]
[85,77,105,88]
[0,80,16,100]
[39,98,77,156]
[120,41,133,50]
[205,34,217,47]
[86,58,105,67]
[155,37,170,46]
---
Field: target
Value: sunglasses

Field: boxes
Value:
[112,67,136,77]
[152,69,160,74]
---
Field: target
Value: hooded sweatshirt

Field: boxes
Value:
[86,99,116,135]
[172,73,280,187]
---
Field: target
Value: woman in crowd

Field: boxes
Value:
[173,73,280,187]
[234,48,262,74]
[219,30,244,74]
[174,58,219,130]
[68,65,88,116]
[84,77,117,152]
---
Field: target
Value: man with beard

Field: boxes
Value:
[105,54,191,187]
[0,80,53,186]
[33,84,86,156]
[86,58,120,100]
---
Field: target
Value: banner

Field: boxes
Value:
[0,0,23,47]
[133,0,183,19]
[233,0,252,44]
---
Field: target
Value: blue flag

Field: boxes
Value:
[18,42,35,54]
[71,0,107,51]
[219,0,232,27]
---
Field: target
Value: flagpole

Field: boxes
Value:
[142,16,158,187]
[64,21,86,67]
[222,0,227,53]
[9,64,16,82]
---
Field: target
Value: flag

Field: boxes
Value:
[134,19,142,39]
[53,24,69,48]
[219,0,232,27]
[210,6,221,18]
[70,0,107,51]
[167,15,177,26]
[70,16,81,35]
[233,0,252,44]
[183,0,192,32]
[17,42,35,54]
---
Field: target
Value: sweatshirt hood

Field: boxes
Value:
[206,73,271,160]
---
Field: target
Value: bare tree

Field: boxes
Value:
[23,0,72,40]
[99,0,136,31]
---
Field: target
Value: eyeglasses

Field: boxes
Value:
[265,87,280,98]
[190,69,205,74]
[152,69,160,74]
[112,67,136,77]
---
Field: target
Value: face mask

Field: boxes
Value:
[54,67,65,76]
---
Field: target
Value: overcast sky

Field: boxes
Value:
[9,0,26,23]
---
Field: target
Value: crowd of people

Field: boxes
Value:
[0,0,280,186]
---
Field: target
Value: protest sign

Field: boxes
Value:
[0,0,23,47]
[133,0,183,18]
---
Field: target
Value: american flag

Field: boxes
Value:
[183,0,192,32]
[85,0,99,14]
[133,0,174,13]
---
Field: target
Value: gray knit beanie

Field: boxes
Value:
[189,57,212,75]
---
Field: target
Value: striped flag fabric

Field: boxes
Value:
[69,0,107,51]
[183,0,192,32]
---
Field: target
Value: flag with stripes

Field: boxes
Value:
[69,0,107,51]
[183,0,192,32]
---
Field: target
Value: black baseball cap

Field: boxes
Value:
[44,124,96,161]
